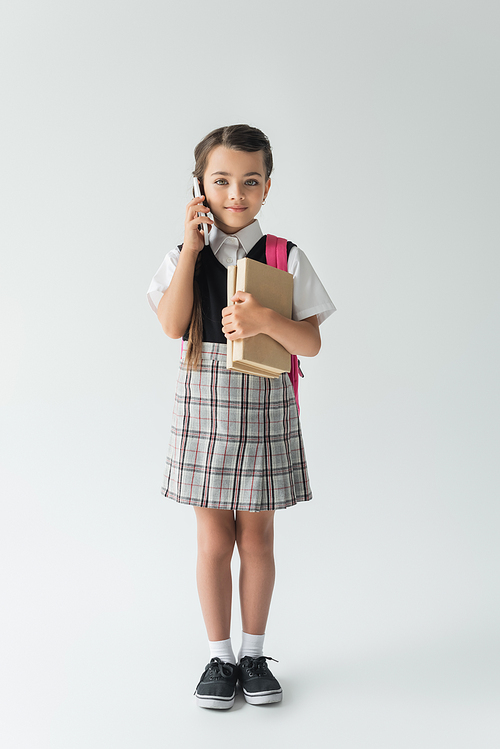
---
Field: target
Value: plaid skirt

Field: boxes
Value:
[161,342,312,512]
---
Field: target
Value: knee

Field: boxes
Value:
[198,525,235,562]
[236,526,274,561]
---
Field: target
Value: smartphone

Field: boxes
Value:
[193,177,209,246]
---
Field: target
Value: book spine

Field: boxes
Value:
[236,256,249,292]
[226,264,237,369]
[232,259,247,363]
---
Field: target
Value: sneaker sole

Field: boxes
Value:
[195,692,235,710]
[242,688,282,705]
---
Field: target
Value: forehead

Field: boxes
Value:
[205,146,265,176]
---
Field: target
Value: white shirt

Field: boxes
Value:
[147,220,336,324]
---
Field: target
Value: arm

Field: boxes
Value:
[157,195,213,339]
[221,291,321,357]
[157,249,197,338]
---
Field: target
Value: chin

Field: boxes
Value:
[233,215,256,228]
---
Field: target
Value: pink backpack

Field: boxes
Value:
[265,234,301,413]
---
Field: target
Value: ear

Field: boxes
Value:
[263,178,271,200]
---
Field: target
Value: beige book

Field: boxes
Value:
[226,257,293,377]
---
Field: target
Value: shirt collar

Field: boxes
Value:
[209,220,264,256]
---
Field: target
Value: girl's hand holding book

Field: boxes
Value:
[222,291,269,340]
[224,290,321,355]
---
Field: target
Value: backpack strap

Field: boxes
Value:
[265,234,300,413]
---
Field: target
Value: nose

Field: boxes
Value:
[228,182,245,201]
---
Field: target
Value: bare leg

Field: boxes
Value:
[193,507,236,642]
[236,510,275,635]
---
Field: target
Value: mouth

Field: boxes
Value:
[225,206,247,213]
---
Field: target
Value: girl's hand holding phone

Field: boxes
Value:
[183,195,213,255]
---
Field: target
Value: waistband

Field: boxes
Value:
[180,341,227,363]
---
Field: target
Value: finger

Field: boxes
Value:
[231,291,249,303]
[192,215,213,224]
[189,205,211,219]
[187,215,213,231]
[186,200,209,218]
[189,211,212,225]
[188,195,206,205]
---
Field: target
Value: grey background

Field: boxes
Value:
[1,1,499,747]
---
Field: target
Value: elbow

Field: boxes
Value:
[314,330,322,355]
[296,316,321,357]
[311,340,322,357]
[292,337,321,358]
[161,322,184,340]
[307,339,321,357]
[305,330,321,357]
[158,316,185,340]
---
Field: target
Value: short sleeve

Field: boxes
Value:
[147,248,180,313]
[288,246,336,324]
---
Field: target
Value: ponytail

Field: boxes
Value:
[184,254,203,370]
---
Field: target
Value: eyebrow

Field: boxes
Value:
[210,171,263,177]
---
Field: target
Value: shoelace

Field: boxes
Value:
[240,655,278,677]
[205,658,235,680]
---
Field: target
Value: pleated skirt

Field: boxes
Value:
[161,342,312,512]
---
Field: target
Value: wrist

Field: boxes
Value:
[260,307,276,336]
[179,246,201,263]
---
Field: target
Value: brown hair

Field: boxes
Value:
[185,125,273,370]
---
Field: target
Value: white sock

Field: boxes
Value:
[209,638,236,665]
[238,631,265,662]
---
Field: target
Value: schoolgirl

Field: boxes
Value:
[147,124,335,709]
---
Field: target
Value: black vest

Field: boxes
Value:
[181,235,294,343]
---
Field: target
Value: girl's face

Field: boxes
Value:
[203,146,271,235]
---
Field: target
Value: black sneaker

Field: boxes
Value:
[238,656,283,705]
[194,658,238,709]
